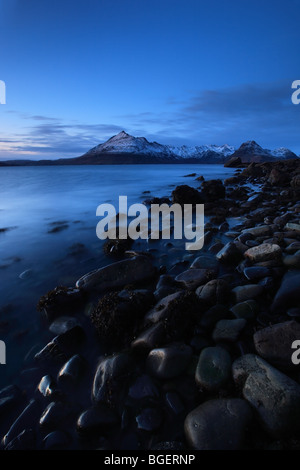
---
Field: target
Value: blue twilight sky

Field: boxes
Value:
[0,0,300,159]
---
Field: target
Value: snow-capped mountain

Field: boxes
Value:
[84,131,235,162]
[230,140,297,162]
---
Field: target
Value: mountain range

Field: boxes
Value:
[0,131,298,166]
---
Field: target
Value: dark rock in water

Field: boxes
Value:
[128,374,160,400]
[49,316,81,335]
[37,375,59,399]
[243,266,270,280]
[76,256,156,292]
[0,385,21,415]
[184,173,196,177]
[131,322,166,353]
[195,346,232,392]
[213,319,247,342]
[175,268,213,290]
[77,404,118,436]
[230,300,259,320]
[43,430,71,450]
[37,286,84,322]
[91,289,154,348]
[216,242,242,264]
[154,274,179,300]
[57,354,86,385]
[39,401,72,430]
[4,429,36,450]
[287,307,300,318]
[92,353,133,407]
[2,399,42,448]
[196,279,230,305]
[184,399,252,450]
[35,326,85,364]
[200,179,225,202]
[103,237,133,257]
[232,354,300,437]
[271,271,300,312]
[146,343,192,379]
[199,304,230,331]
[253,321,300,369]
[171,185,203,205]
[34,341,67,364]
[136,407,162,432]
[232,284,264,303]
[283,252,300,269]
[208,242,224,254]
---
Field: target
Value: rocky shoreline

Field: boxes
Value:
[0,158,300,450]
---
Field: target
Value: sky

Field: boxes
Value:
[0,0,300,160]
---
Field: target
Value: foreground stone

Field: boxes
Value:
[271,271,300,312]
[253,321,300,369]
[146,343,192,379]
[244,244,282,263]
[195,347,232,391]
[232,354,300,437]
[76,256,156,292]
[184,399,252,450]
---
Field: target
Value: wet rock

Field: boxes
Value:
[216,242,242,264]
[199,304,230,331]
[154,275,179,300]
[213,319,247,342]
[244,244,282,263]
[230,300,259,320]
[34,341,67,364]
[243,266,270,280]
[242,225,271,237]
[0,385,21,415]
[184,399,252,450]
[39,401,72,429]
[92,353,133,407]
[49,316,81,335]
[91,289,154,348]
[2,399,42,447]
[191,254,219,272]
[146,343,192,379]
[76,256,156,292]
[171,185,203,205]
[175,268,213,290]
[103,237,133,257]
[136,407,162,432]
[37,286,83,322]
[57,354,86,385]
[43,430,71,450]
[232,284,264,303]
[196,279,230,305]
[128,374,159,400]
[195,347,232,392]
[37,375,59,399]
[253,321,300,368]
[271,271,300,312]
[151,441,185,450]
[77,404,118,436]
[232,354,300,437]
[131,322,166,352]
[19,269,33,280]
[283,251,300,268]
[4,429,36,450]
[284,222,300,232]
[201,179,225,202]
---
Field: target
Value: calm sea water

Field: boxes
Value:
[0,164,235,387]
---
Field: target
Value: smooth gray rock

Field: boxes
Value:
[184,399,252,450]
[244,244,281,263]
[77,405,118,436]
[232,354,300,437]
[196,279,230,305]
[195,347,232,391]
[213,319,247,342]
[230,300,259,320]
[175,269,212,290]
[253,321,300,368]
